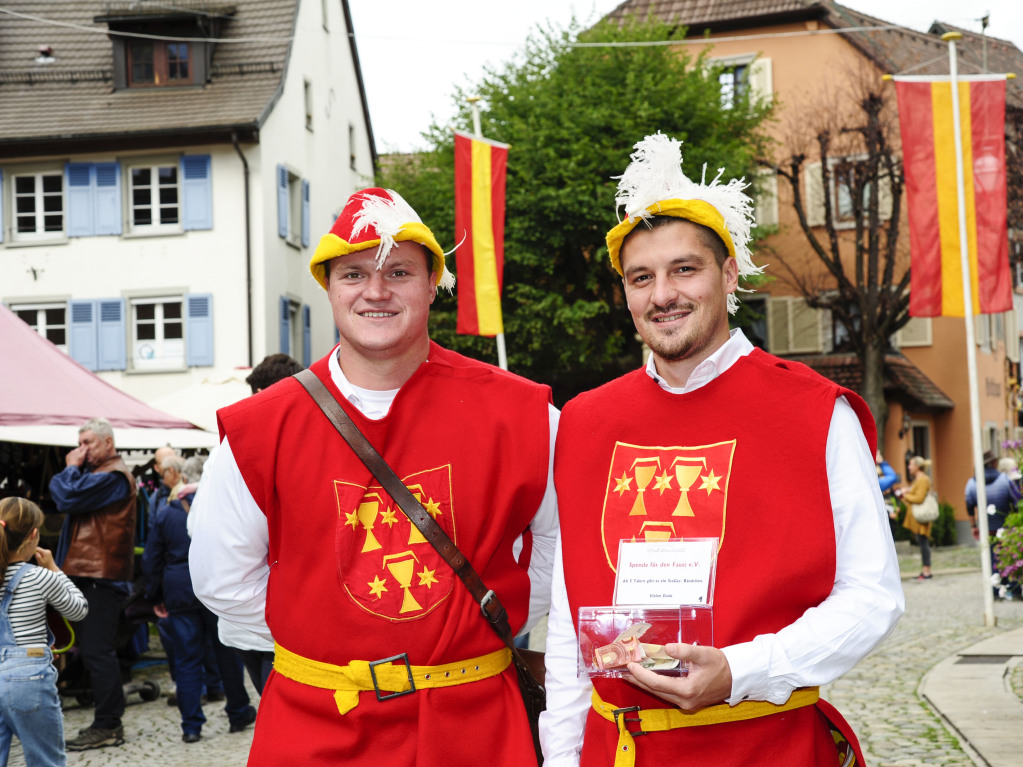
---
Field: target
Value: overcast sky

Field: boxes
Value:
[348,1,1023,154]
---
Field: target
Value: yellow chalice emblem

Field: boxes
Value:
[383,551,423,614]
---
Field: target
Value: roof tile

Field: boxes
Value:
[0,0,298,143]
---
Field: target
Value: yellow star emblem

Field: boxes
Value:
[653,471,673,493]
[380,508,398,527]
[344,509,360,530]
[699,470,722,495]
[614,472,633,496]
[367,575,388,598]
[424,498,443,519]
[418,567,438,588]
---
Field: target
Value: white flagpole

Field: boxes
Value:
[468,98,509,371]
[944,31,996,627]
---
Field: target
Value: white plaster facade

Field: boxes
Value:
[1,0,374,407]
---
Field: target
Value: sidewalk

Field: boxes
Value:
[921,627,1023,767]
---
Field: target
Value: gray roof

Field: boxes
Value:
[0,1,297,151]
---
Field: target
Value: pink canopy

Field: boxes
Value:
[0,304,216,448]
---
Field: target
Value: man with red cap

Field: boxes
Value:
[540,135,904,766]
[190,188,557,765]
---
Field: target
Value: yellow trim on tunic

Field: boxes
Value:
[591,686,820,767]
[274,642,511,715]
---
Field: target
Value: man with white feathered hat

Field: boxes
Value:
[540,135,905,766]
[190,187,558,765]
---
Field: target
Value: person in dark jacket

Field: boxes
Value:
[49,417,136,751]
[143,478,255,743]
[966,452,1022,599]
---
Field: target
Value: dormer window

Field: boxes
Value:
[128,41,191,87]
[95,2,235,91]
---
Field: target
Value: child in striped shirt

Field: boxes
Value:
[0,497,88,767]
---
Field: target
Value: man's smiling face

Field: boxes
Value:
[621,219,737,379]
[325,241,438,368]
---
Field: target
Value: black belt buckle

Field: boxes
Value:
[368,653,416,702]
[612,705,647,737]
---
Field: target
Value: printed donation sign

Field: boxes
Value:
[613,538,716,606]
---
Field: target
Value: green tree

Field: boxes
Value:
[381,17,773,402]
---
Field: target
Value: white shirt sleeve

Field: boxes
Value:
[722,396,906,704]
[519,404,560,635]
[538,532,591,766]
[186,443,220,539]
[188,436,274,643]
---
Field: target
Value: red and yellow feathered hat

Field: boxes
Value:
[309,187,455,291]
[605,134,763,315]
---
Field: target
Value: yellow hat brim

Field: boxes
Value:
[606,199,736,275]
[308,222,446,290]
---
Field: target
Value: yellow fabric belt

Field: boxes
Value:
[274,642,512,715]
[591,686,820,767]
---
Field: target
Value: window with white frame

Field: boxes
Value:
[12,170,63,242]
[13,303,67,351]
[718,63,749,109]
[131,296,184,370]
[711,55,772,110]
[804,155,893,229]
[128,162,180,232]
[276,165,310,247]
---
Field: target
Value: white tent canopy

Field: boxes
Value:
[149,372,251,434]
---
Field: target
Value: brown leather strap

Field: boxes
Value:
[294,369,527,654]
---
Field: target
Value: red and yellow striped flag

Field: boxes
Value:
[454,131,509,336]
[894,76,1011,317]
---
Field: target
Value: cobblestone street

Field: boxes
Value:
[4,542,1020,766]
[827,542,1023,766]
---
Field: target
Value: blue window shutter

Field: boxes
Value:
[277,165,288,239]
[66,163,94,237]
[181,155,213,231]
[94,162,122,235]
[279,296,290,354]
[302,304,311,366]
[185,293,214,366]
[97,298,126,371]
[68,300,98,370]
[301,179,310,247]
[0,168,4,243]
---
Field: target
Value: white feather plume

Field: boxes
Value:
[614,133,764,314]
[349,188,455,291]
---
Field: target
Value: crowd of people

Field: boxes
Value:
[0,132,1017,766]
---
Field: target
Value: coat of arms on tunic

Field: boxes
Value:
[334,464,455,621]
[600,441,736,572]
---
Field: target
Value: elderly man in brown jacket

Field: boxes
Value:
[49,417,137,751]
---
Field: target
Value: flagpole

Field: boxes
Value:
[468,98,509,371]
[944,31,996,627]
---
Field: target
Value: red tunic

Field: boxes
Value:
[556,349,875,766]
[219,342,551,766]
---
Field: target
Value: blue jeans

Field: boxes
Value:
[0,646,65,767]
[167,606,252,736]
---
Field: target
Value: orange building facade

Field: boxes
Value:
[608,1,1023,537]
